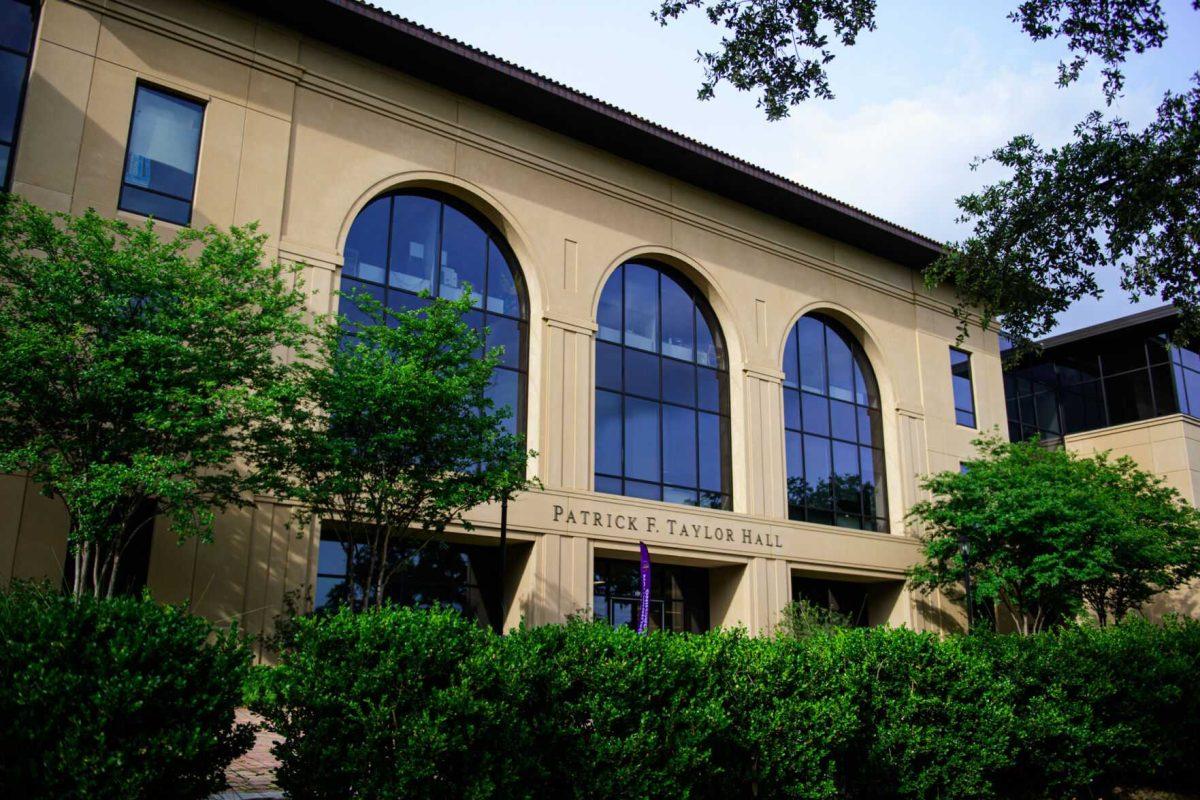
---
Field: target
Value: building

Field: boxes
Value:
[1002,306,1200,619]
[0,0,1009,644]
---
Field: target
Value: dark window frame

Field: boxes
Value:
[593,260,733,510]
[0,0,38,192]
[338,189,530,435]
[950,346,977,428]
[117,81,206,226]
[782,313,888,532]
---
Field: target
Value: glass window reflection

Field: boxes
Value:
[783,314,887,532]
[340,191,528,434]
[119,84,204,225]
[593,261,731,510]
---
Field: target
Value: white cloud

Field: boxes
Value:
[785,62,1103,241]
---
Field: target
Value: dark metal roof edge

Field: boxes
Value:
[1014,304,1178,352]
[238,0,947,268]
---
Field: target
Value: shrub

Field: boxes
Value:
[252,608,1200,800]
[0,584,254,800]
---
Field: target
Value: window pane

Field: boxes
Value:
[343,196,390,283]
[0,0,34,53]
[827,329,855,402]
[833,441,861,514]
[118,185,192,226]
[624,263,659,352]
[695,310,719,367]
[1151,364,1178,416]
[798,316,827,394]
[597,266,623,343]
[338,279,385,330]
[0,49,26,143]
[625,480,661,501]
[487,368,520,437]
[1186,369,1200,418]
[1104,370,1155,426]
[857,406,880,445]
[596,341,622,390]
[951,348,975,426]
[782,327,800,388]
[487,316,522,369]
[663,485,698,506]
[802,392,830,437]
[803,435,832,510]
[486,242,521,316]
[786,430,804,519]
[1101,339,1149,374]
[624,348,660,399]
[1061,380,1105,433]
[595,390,622,476]
[122,87,203,202]
[0,143,8,186]
[439,205,486,305]
[831,400,857,442]
[317,538,349,576]
[663,405,697,487]
[660,273,694,361]
[852,357,877,406]
[697,367,723,412]
[595,475,623,495]
[784,387,801,431]
[389,194,438,294]
[624,397,660,481]
[860,446,879,519]
[662,359,696,407]
[698,412,725,492]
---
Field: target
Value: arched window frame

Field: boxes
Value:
[339,189,529,435]
[594,260,732,510]
[782,313,888,532]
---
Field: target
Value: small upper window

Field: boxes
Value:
[0,0,37,190]
[950,347,976,427]
[119,85,204,226]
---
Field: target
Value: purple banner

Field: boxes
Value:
[637,542,651,634]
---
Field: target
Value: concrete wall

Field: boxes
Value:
[0,0,997,639]
[1064,414,1200,620]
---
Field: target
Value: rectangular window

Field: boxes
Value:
[119,84,204,225]
[0,0,37,190]
[950,347,976,428]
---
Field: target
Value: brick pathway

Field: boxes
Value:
[210,709,283,800]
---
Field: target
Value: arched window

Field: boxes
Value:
[594,261,731,509]
[782,314,887,531]
[340,190,528,435]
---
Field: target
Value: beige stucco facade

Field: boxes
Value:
[0,0,1004,643]
[1064,414,1200,619]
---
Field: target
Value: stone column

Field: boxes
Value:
[539,312,597,491]
[894,405,930,535]
[741,366,788,518]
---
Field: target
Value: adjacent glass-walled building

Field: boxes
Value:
[1004,307,1197,443]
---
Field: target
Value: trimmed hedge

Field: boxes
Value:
[0,585,254,800]
[251,606,1200,800]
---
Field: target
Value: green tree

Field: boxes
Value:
[907,433,1200,633]
[0,197,312,598]
[653,0,1199,349]
[264,288,534,612]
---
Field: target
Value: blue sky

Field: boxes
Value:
[376,0,1200,335]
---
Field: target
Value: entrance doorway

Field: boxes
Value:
[593,557,710,633]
